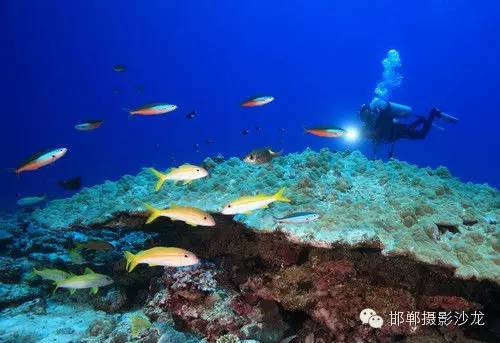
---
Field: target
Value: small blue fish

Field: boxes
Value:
[273,212,320,224]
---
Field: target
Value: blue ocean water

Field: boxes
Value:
[1,0,499,210]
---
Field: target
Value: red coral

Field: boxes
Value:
[315,259,354,280]
[420,295,481,311]
[230,296,256,317]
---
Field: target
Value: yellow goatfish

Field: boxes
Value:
[221,187,290,215]
[53,268,113,295]
[149,164,208,191]
[144,203,215,227]
[32,268,70,282]
[124,247,199,272]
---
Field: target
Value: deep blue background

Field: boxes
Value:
[1,0,499,210]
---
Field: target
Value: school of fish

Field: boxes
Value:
[12,86,338,294]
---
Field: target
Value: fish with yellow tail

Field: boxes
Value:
[149,164,208,191]
[124,247,199,272]
[144,203,215,227]
[53,268,113,295]
[221,187,290,215]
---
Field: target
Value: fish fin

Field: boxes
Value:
[182,180,192,185]
[144,203,162,224]
[124,251,138,272]
[90,287,98,295]
[269,149,283,156]
[170,203,178,208]
[273,187,291,203]
[69,288,76,295]
[148,263,160,267]
[5,168,20,177]
[84,267,94,274]
[242,211,253,215]
[123,108,133,115]
[186,222,198,227]
[149,168,167,191]
[52,282,59,295]
[74,242,83,250]
[31,268,39,276]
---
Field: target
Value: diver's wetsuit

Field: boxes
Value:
[364,105,441,143]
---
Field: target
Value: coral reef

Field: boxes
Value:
[31,149,499,283]
[1,149,499,342]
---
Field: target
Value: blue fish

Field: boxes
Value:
[273,212,320,224]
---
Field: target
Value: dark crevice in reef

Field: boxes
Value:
[436,223,459,234]
[97,212,499,342]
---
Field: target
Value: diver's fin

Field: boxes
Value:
[273,187,291,203]
[437,111,459,124]
[90,287,98,295]
[432,123,446,131]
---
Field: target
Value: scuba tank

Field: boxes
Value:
[370,98,413,118]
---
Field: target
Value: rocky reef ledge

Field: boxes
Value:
[32,149,499,283]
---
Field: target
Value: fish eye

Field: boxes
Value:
[196,169,200,172]
[52,155,56,158]
[250,155,254,159]
[184,254,188,258]
[203,216,207,220]
[228,205,231,208]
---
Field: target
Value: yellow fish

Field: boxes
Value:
[68,248,85,265]
[221,187,290,215]
[32,268,70,282]
[124,247,199,272]
[53,268,113,295]
[144,203,215,227]
[149,164,208,191]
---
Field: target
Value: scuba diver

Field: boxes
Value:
[359,99,459,157]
